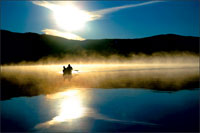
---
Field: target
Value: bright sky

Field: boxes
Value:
[1,0,199,40]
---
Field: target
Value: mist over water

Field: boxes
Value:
[1,53,199,132]
[1,53,199,100]
[4,51,198,65]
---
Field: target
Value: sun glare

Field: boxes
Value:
[47,90,85,124]
[52,4,92,31]
[35,89,87,128]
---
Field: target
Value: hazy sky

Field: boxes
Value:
[1,0,199,40]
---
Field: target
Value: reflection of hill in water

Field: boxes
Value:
[1,65,199,100]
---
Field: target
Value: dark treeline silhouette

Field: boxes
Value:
[1,30,199,64]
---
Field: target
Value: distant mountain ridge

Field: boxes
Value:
[1,30,199,64]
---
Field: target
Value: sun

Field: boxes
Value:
[52,4,92,31]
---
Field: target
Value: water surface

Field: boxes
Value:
[1,64,199,132]
[1,64,199,100]
[1,88,199,132]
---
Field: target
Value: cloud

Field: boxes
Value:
[32,1,56,10]
[32,1,65,10]
[42,29,85,41]
[33,1,162,21]
[93,1,162,18]
[33,1,162,40]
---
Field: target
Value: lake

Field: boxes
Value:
[1,64,199,132]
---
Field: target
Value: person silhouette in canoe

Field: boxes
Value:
[63,64,73,75]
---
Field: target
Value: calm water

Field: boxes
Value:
[1,64,199,132]
[1,88,199,132]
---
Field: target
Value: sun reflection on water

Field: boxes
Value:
[53,90,84,121]
[35,89,86,128]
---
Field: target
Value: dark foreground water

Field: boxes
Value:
[1,88,199,132]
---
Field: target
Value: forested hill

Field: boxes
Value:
[1,30,199,64]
